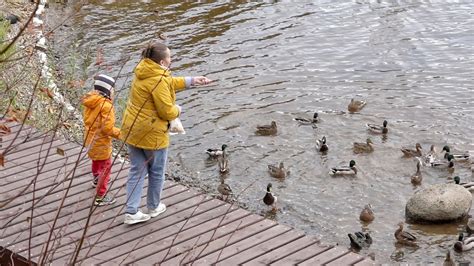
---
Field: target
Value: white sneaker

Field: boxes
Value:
[148,203,166,218]
[124,210,151,225]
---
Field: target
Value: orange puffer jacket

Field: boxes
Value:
[82,91,121,160]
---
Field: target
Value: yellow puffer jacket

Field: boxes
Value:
[121,58,186,150]
[82,91,121,160]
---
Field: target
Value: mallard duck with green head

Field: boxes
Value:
[263,183,277,208]
[206,144,228,158]
[268,162,290,179]
[401,143,422,157]
[359,204,375,222]
[411,159,422,185]
[348,232,372,250]
[330,160,357,176]
[394,222,417,246]
[454,176,474,192]
[348,98,367,113]
[367,120,388,134]
[294,112,319,125]
[431,154,454,170]
[442,145,470,161]
[256,121,277,136]
[217,150,229,173]
[454,235,474,252]
[353,138,374,154]
[316,136,328,152]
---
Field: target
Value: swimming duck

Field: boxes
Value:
[330,160,357,176]
[424,145,437,165]
[217,150,229,173]
[206,144,228,158]
[359,204,375,222]
[268,162,290,179]
[263,183,277,207]
[410,159,422,185]
[394,222,417,246]
[367,120,388,134]
[353,138,374,154]
[348,99,367,113]
[401,143,423,157]
[256,121,277,136]
[442,250,455,266]
[217,179,232,201]
[453,176,474,192]
[454,235,474,252]
[431,154,454,170]
[294,112,319,125]
[348,232,372,250]
[442,146,470,161]
[316,136,328,152]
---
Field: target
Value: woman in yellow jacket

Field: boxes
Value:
[121,42,211,224]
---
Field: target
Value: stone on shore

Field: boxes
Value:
[405,184,472,223]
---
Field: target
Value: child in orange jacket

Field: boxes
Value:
[82,74,121,206]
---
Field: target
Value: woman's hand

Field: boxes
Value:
[193,76,213,85]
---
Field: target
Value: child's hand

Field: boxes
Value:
[193,76,212,85]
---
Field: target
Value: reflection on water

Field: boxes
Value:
[59,0,474,263]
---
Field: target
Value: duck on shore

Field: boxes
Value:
[217,178,232,201]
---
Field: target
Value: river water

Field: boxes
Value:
[52,0,473,264]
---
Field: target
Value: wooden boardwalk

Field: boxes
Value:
[0,120,374,265]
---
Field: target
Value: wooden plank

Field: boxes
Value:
[127,210,259,264]
[217,229,305,265]
[1,134,57,157]
[161,218,277,266]
[297,246,350,265]
[242,236,320,265]
[19,183,189,261]
[270,242,333,265]
[79,198,235,264]
[326,252,367,266]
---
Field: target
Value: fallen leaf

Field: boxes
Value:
[0,154,4,167]
[0,124,11,136]
[40,87,54,99]
[56,147,64,156]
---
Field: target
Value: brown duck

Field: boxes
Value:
[268,162,290,179]
[353,138,374,154]
[359,204,375,222]
[394,222,417,246]
[348,99,367,113]
[401,143,422,157]
[256,121,277,136]
[410,159,422,185]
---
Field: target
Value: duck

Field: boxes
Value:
[294,112,319,125]
[316,136,328,152]
[348,99,367,113]
[442,145,470,161]
[424,145,437,165]
[442,250,455,266]
[255,121,277,136]
[217,179,232,201]
[263,183,277,208]
[359,204,375,222]
[268,162,290,179]
[431,154,454,170]
[454,235,474,252]
[206,144,228,158]
[410,159,422,185]
[330,160,357,176]
[453,176,474,192]
[367,120,388,134]
[217,150,229,173]
[353,138,374,154]
[348,232,372,250]
[401,143,423,157]
[394,222,417,246]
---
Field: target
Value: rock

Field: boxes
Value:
[467,219,474,234]
[0,14,20,24]
[405,184,472,223]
